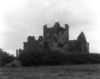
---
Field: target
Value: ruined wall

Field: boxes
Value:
[23,36,43,52]
[43,22,69,44]
[21,22,89,54]
[77,32,89,53]
[43,22,69,53]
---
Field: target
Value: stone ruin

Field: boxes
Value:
[16,22,89,57]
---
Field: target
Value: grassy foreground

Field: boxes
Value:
[0,64,100,79]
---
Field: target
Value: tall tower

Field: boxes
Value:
[65,24,69,41]
[16,49,19,58]
[43,24,47,41]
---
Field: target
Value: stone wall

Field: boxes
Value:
[19,22,89,55]
[43,22,69,44]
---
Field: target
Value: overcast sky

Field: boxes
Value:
[0,0,100,55]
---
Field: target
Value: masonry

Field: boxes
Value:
[16,22,89,57]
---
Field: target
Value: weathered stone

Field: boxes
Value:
[17,22,89,56]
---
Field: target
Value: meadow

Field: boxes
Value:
[0,64,100,79]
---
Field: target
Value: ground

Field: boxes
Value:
[0,64,100,79]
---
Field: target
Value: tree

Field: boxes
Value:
[0,49,15,67]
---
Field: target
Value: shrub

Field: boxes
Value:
[18,50,100,66]
[0,49,15,67]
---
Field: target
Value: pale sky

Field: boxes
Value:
[0,0,100,55]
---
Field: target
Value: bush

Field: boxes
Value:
[18,50,100,66]
[18,50,67,66]
[0,49,15,67]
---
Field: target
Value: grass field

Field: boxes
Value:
[0,64,100,79]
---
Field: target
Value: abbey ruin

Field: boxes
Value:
[16,22,89,56]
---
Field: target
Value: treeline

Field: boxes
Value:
[0,49,100,67]
[0,49,15,67]
[18,50,100,67]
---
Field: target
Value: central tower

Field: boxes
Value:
[43,22,69,43]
